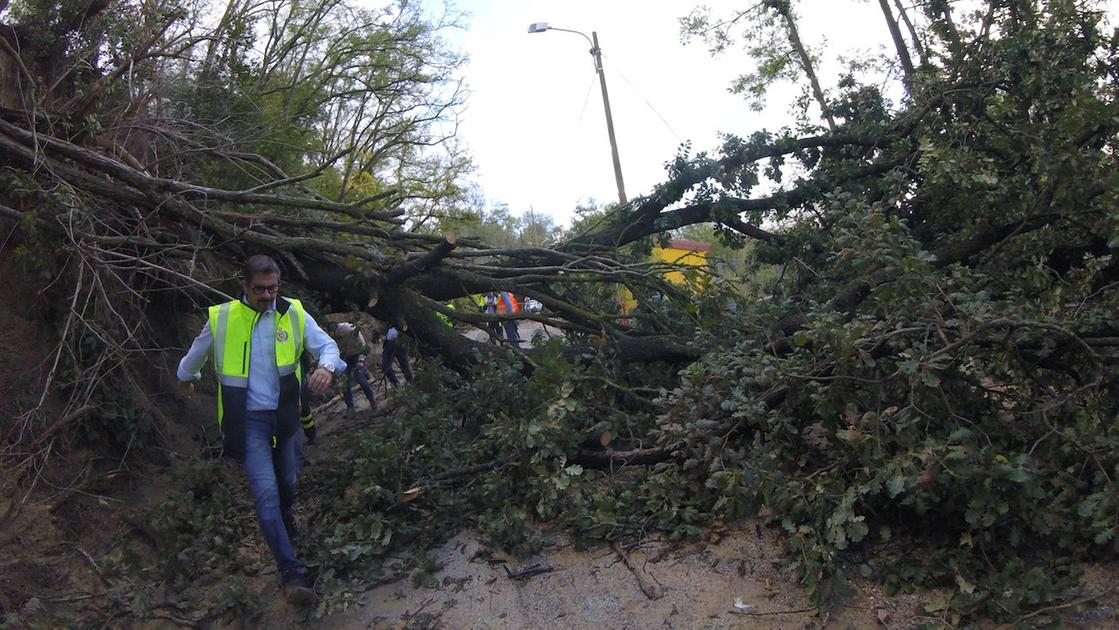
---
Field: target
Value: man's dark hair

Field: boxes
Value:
[242,255,281,281]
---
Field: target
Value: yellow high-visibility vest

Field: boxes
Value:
[206,297,306,456]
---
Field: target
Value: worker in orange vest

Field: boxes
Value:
[496,291,521,344]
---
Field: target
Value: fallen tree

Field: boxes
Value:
[1,0,1118,625]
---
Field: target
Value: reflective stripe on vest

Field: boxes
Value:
[207,298,306,427]
[495,292,519,314]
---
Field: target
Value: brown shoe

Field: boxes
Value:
[282,571,316,606]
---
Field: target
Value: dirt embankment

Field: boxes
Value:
[0,237,212,626]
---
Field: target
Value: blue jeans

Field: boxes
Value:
[243,410,304,575]
[342,354,377,409]
[381,345,413,386]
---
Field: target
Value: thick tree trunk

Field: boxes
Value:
[878,0,915,92]
[770,1,836,131]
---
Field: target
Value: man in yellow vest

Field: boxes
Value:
[175,255,344,606]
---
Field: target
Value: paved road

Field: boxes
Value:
[462,319,562,346]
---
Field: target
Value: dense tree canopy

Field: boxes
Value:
[1,0,1117,623]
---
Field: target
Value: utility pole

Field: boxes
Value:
[591,31,627,205]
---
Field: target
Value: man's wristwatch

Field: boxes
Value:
[321,363,335,374]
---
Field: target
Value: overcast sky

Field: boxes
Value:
[445,0,902,226]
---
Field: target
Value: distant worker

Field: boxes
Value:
[481,292,502,341]
[436,302,456,327]
[176,255,344,606]
[381,317,414,386]
[334,322,378,416]
[497,290,521,344]
[354,354,372,389]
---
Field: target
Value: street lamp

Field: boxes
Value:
[528,22,627,205]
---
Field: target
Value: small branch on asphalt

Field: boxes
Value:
[503,563,554,581]
[612,541,664,600]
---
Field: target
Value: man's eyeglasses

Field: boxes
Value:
[249,283,280,295]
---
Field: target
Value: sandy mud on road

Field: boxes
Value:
[321,528,901,629]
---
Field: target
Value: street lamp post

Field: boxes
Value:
[528,22,627,205]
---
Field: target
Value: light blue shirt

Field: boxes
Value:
[177,297,346,411]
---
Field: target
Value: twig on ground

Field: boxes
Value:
[728,604,820,616]
[69,544,111,586]
[360,568,412,592]
[503,563,554,580]
[138,614,202,629]
[994,584,1119,629]
[612,541,664,600]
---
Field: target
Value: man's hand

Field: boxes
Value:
[308,366,333,395]
[176,380,196,400]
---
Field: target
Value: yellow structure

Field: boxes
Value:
[619,239,711,316]
[651,239,711,285]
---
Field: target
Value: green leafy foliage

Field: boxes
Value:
[144,459,256,583]
[629,3,1119,620]
[656,201,1119,618]
[297,343,676,577]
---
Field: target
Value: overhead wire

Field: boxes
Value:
[574,68,597,129]
[601,53,683,143]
